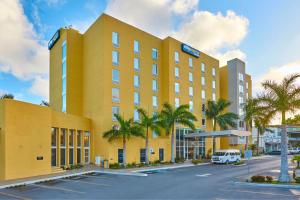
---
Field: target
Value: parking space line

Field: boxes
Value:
[220,189,296,197]
[33,184,85,194]
[60,179,111,187]
[196,173,212,177]
[80,174,112,179]
[0,191,31,200]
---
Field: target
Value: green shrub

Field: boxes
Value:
[295,177,300,183]
[175,157,185,163]
[251,175,265,182]
[109,163,122,169]
[192,159,202,165]
[266,176,273,182]
[233,160,245,165]
[154,160,161,164]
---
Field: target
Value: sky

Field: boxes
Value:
[1,0,300,105]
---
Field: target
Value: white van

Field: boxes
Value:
[211,149,241,164]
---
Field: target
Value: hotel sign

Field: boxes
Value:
[48,30,60,50]
[181,43,200,58]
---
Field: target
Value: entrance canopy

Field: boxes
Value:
[184,130,251,138]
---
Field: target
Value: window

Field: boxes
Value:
[175,82,180,93]
[189,86,193,97]
[189,72,193,82]
[159,148,164,161]
[212,80,216,89]
[239,96,244,105]
[112,88,120,102]
[202,104,206,112]
[175,98,180,108]
[152,130,158,139]
[62,94,66,112]
[112,32,119,46]
[62,41,67,113]
[62,77,66,95]
[189,101,193,112]
[152,48,158,60]
[239,85,244,93]
[174,51,179,63]
[62,41,67,61]
[134,75,140,88]
[134,109,140,121]
[112,51,119,66]
[189,58,193,68]
[112,69,120,83]
[112,106,119,121]
[175,67,179,78]
[246,82,249,89]
[239,108,244,116]
[212,67,216,76]
[134,92,140,105]
[212,93,216,101]
[239,73,244,81]
[152,64,158,76]
[152,96,158,107]
[202,119,206,126]
[201,77,205,86]
[134,40,139,53]
[201,62,205,72]
[152,80,158,92]
[134,58,140,71]
[140,149,146,163]
[62,62,66,78]
[202,90,206,99]
[246,93,249,99]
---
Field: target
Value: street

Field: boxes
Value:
[0,156,298,199]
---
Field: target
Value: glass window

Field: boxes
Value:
[246,82,249,89]
[62,41,67,61]
[212,93,216,101]
[152,96,158,107]
[112,88,120,102]
[84,132,90,147]
[152,130,158,139]
[189,101,193,112]
[202,119,206,126]
[134,92,140,105]
[189,86,193,97]
[112,69,120,83]
[112,32,119,46]
[246,93,249,99]
[62,77,66,94]
[202,90,206,99]
[140,149,146,163]
[77,131,81,147]
[134,75,140,88]
[175,67,179,78]
[212,80,216,89]
[174,51,179,63]
[201,77,205,86]
[51,128,57,147]
[62,94,66,112]
[175,98,180,108]
[175,82,180,93]
[134,109,139,121]
[112,106,119,121]
[201,62,205,72]
[152,64,158,76]
[134,40,139,53]
[189,72,193,82]
[239,85,244,93]
[62,62,66,78]
[152,48,158,60]
[152,80,158,92]
[134,58,140,70]
[112,51,119,66]
[239,96,244,104]
[60,129,66,147]
[189,58,193,68]
[239,108,244,116]
[239,73,244,81]
[69,130,74,147]
[212,67,216,76]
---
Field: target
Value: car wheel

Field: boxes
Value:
[225,160,229,164]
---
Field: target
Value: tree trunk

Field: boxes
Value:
[145,126,149,165]
[279,111,290,182]
[212,119,216,154]
[257,129,260,156]
[123,136,126,167]
[171,125,175,163]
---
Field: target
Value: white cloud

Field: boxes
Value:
[29,76,49,100]
[0,0,49,99]
[214,49,247,67]
[44,0,66,7]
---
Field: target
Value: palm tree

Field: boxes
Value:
[286,114,300,125]
[244,98,259,131]
[0,93,14,99]
[205,99,239,153]
[136,108,161,165]
[259,73,300,182]
[103,114,144,166]
[159,103,197,163]
[40,101,50,106]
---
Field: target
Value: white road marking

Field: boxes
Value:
[290,189,300,196]
[80,174,112,179]
[33,183,85,194]
[270,169,293,174]
[196,173,212,177]
[220,188,297,197]
[0,191,31,200]
[60,178,111,187]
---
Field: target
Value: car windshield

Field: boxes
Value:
[213,152,226,156]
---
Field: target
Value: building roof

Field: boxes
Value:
[184,130,251,138]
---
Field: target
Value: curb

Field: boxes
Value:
[234,181,300,189]
[94,170,148,177]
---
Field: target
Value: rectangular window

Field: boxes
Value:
[134,75,140,88]
[112,32,119,47]
[62,77,66,95]
[202,119,206,126]
[62,94,66,112]
[175,67,179,78]
[212,67,216,76]
[134,40,139,53]
[152,48,158,60]
[201,62,205,72]
[189,86,193,97]
[175,98,180,108]
[62,62,66,78]
[212,93,216,101]
[152,130,158,139]
[239,96,244,104]
[246,93,249,99]
[175,82,180,93]
[140,149,146,163]
[246,82,249,89]
[112,51,119,66]
[201,77,205,86]
[239,85,244,93]
[239,73,244,81]
[202,90,206,99]
[134,109,140,121]
[174,51,179,63]
[189,72,193,82]
[159,148,164,161]
[112,69,120,83]
[239,108,244,116]
[134,58,140,71]
[189,101,193,112]
[189,58,193,68]
[69,130,74,147]
[118,149,123,164]
[112,106,119,121]
[112,88,120,102]
[152,64,158,76]
[212,80,216,89]
[152,80,158,92]
[134,92,140,105]
[152,96,158,107]
[62,41,67,61]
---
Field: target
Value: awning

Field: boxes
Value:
[184,130,251,138]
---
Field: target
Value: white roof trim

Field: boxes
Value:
[184,130,251,138]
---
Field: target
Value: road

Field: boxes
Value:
[0,156,298,199]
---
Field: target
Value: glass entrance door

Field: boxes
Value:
[84,131,90,164]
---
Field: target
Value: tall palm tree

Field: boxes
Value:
[244,98,259,131]
[286,114,300,125]
[136,108,160,165]
[259,73,300,182]
[103,114,144,166]
[206,99,239,153]
[0,93,14,99]
[159,103,197,163]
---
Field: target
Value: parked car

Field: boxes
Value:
[268,150,281,155]
[288,148,300,155]
[211,149,241,164]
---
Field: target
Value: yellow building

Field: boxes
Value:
[0,13,252,180]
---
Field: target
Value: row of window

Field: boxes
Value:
[62,41,67,112]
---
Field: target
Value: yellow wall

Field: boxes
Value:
[0,100,5,180]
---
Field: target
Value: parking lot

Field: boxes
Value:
[0,156,299,199]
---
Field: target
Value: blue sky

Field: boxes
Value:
[1,0,300,104]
